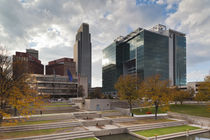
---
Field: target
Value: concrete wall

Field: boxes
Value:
[84,99,141,111]
[94,128,127,136]
[110,100,140,109]
[168,112,210,127]
[84,99,112,111]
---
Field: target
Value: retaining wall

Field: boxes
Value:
[168,112,210,127]
[94,128,127,136]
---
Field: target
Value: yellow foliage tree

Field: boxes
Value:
[139,75,171,120]
[0,47,44,126]
[196,75,210,102]
[171,87,191,105]
[114,75,139,114]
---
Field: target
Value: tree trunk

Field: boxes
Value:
[0,114,3,126]
[155,102,158,120]
[128,100,133,116]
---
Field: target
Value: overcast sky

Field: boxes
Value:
[0,0,210,87]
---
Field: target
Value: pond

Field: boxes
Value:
[97,132,210,140]
[170,132,210,140]
[97,133,141,140]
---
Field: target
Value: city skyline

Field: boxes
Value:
[0,0,210,87]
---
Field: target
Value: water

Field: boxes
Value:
[170,132,210,140]
[97,132,210,140]
[97,133,141,140]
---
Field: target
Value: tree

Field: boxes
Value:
[0,46,44,125]
[78,85,84,97]
[114,75,139,114]
[139,75,171,120]
[196,75,210,102]
[171,87,191,105]
[88,88,104,99]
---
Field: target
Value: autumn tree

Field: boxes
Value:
[0,46,44,125]
[115,75,139,114]
[78,85,84,97]
[171,87,191,105]
[89,88,104,99]
[196,75,210,102]
[139,75,171,120]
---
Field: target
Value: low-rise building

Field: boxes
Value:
[13,50,44,78]
[31,74,78,98]
[30,74,88,98]
[46,58,76,78]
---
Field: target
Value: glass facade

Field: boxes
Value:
[102,43,118,93]
[144,30,169,81]
[102,28,186,93]
[175,35,186,86]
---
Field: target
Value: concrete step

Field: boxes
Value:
[127,121,187,132]
[0,122,82,132]
[11,130,94,140]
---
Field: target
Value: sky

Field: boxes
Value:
[0,0,210,87]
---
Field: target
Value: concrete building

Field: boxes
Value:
[31,74,78,98]
[102,24,186,94]
[46,57,76,78]
[31,74,89,98]
[187,82,202,94]
[13,50,44,78]
[74,23,92,87]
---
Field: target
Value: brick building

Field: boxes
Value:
[13,50,44,78]
[46,58,76,78]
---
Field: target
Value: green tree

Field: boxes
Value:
[0,47,44,125]
[115,75,139,114]
[139,75,171,120]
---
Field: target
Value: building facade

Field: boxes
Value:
[13,50,44,78]
[46,57,76,78]
[102,24,186,94]
[74,23,92,87]
[31,74,78,98]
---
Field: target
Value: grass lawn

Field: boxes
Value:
[170,104,210,118]
[134,125,200,137]
[17,119,63,125]
[0,127,73,139]
[75,137,97,140]
[2,119,74,126]
[132,107,166,115]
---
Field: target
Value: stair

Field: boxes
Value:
[11,130,95,140]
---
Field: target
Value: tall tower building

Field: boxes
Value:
[74,23,92,87]
[102,24,186,94]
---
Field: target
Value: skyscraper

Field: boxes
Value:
[74,23,92,87]
[102,24,186,94]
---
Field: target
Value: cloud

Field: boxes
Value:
[0,0,176,87]
[165,0,210,66]
[187,70,208,82]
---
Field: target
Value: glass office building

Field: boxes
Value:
[102,24,186,94]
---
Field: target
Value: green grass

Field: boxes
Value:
[0,127,73,139]
[170,104,210,118]
[132,107,166,115]
[17,120,61,125]
[74,137,97,140]
[134,125,200,137]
